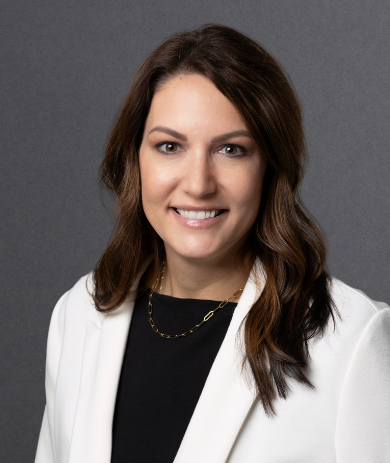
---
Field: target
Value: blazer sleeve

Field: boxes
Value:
[335,307,390,462]
[35,290,70,463]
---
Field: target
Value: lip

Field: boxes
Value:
[172,205,228,211]
[170,207,228,229]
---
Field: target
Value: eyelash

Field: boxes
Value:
[155,142,247,156]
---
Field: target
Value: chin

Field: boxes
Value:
[169,242,230,263]
[176,250,217,262]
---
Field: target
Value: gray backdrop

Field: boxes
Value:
[1,0,389,460]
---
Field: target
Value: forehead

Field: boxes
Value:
[145,74,247,135]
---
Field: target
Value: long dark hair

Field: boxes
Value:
[92,24,337,415]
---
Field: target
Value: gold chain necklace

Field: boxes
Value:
[148,262,243,339]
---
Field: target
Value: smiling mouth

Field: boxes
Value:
[173,208,227,220]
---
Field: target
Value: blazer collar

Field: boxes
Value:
[67,259,263,463]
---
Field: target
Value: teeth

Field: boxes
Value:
[176,209,222,219]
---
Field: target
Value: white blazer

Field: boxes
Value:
[35,261,390,463]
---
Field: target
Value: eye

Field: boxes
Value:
[156,142,181,153]
[219,144,246,156]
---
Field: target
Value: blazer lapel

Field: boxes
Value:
[67,295,134,463]
[174,261,263,463]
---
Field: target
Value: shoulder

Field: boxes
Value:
[67,272,101,320]
[330,280,390,456]
[328,277,389,338]
[310,277,390,370]
[43,272,102,409]
[50,272,103,339]
[330,277,388,315]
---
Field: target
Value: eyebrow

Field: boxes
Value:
[148,126,252,143]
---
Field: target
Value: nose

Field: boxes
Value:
[183,149,217,198]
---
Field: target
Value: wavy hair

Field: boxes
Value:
[92,24,337,415]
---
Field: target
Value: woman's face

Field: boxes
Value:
[139,74,266,265]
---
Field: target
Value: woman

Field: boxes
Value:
[35,24,390,463]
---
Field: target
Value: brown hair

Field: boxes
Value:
[92,24,337,415]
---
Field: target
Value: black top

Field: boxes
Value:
[111,290,237,463]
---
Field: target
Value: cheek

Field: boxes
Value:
[140,155,176,210]
[229,166,264,214]
[139,153,156,212]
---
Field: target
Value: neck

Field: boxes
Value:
[158,248,253,302]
